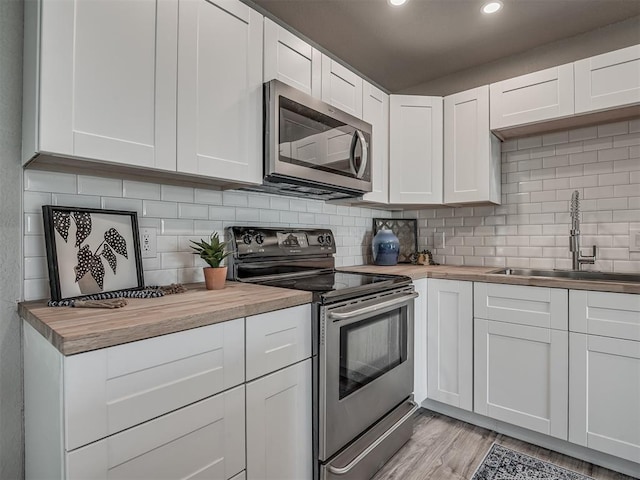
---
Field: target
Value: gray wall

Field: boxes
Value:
[0,0,24,478]
[400,15,640,96]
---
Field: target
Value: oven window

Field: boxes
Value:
[339,308,407,399]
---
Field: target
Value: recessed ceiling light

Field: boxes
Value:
[388,0,408,6]
[482,1,503,14]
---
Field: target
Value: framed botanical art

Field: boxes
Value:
[42,206,144,301]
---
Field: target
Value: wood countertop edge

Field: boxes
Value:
[19,285,312,356]
[340,265,640,294]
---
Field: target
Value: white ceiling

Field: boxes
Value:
[252,0,640,92]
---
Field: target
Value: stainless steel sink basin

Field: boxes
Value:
[491,268,640,283]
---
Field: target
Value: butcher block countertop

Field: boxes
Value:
[19,282,312,356]
[341,264,640,294]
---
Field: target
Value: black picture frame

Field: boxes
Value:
[42,206,144,302]
[373,218,418,263]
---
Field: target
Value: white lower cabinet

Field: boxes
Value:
[426,279,473,411]
[569,333,640,464]
[67,386,246,479]
[246,359,313,480]
[413,278,428,405]
[569,289,640,465]
[474,319,568,439]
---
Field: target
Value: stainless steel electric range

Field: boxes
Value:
[227,226,419,480]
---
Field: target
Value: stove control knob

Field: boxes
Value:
[317,235,325,245]
[242,234,252,245]
[255,233,265,245]
[324,235,333,246]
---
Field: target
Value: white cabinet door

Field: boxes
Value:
[34,0,177,169]
[444,86,501,205]
[426,279,473,411]
[321,55,363,118]
[570,289,640,341]
[475,319,568,439]
[362,82,390,204]
[569,333,640,464]
[246,360,312,480]
[413,278,428,405]
[177,0,263,184]
[490,64,574,129]
[64,318,244,451]
[575,44,640,114]
[67,385,246,480]
[263,18,321,98]
[389,95,443,204]
[246,304,312,381]
[474,282,568,331]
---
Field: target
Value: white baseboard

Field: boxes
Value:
[420,398,640,479]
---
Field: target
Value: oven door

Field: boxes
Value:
[319,288,416,461]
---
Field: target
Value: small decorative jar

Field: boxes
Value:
[372,229,400,266]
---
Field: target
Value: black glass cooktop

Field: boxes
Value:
[259,271,412,302]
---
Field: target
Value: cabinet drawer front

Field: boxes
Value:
[65,318,244,450]
[246,304,311,381]
[474,319,568,440]
[569,333,640,464]
[67,385,246,480]
[570,290,640,341]
[490,64,574,129]
[575,44,640,113]
[474,282,568,330]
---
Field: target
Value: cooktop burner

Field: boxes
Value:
[259,271,412,303]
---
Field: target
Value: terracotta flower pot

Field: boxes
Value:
[203,266,227,290]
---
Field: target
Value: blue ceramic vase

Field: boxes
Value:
[372,229,400,266]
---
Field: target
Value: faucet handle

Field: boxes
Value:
[579,245,597,265]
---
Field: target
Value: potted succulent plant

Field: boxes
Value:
[190,232,231,290]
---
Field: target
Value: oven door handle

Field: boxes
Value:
[327,400,419,476]
[328,292,418,321]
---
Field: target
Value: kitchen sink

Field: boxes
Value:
[490,268,640,283]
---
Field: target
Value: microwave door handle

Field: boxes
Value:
[355,129,368,179]
[349,130,369,179]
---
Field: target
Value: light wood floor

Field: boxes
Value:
[372,409,638,480]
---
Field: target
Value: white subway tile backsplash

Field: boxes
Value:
[25,170,76,194]
[161,219,194,235]
[568,126,598,142]
[77,175,122,197]
[209,206,236,221]
[598,122,628,137]
[178,203,209,219]
[24,257,48,280]
[24,192,52,213]
[194,188,223,205]
[24,213,43,235]
[101,197,143,215]
[598,147,629,162]
[517,136,542,150]
[542,132,568,146]
[144,200,178,218]
[161,185,194,203]
[123,180,161,200]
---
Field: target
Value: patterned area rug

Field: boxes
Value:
[472,443,595,480]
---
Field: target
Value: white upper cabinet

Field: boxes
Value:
[177,0,263,185]
[321,55,364,118]
[490,64,574,129]
[444,86,501,205]
[263,18,321,98]
[389,95,443,204]
[575,44,640,114]
[362,82,390,204]
[25,0,178,170]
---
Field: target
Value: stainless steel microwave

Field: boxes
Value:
[261,79,372,200]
